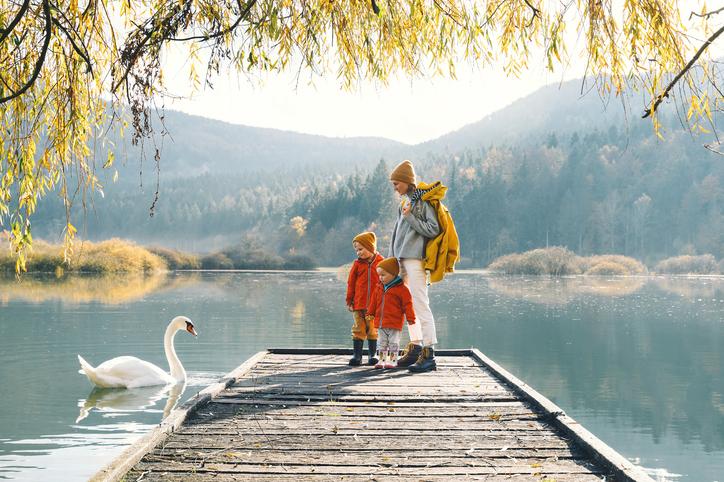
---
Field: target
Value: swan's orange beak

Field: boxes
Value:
[187,325,198,336]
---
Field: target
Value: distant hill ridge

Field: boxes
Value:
[118,78,638,179]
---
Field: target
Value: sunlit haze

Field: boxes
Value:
[165,58,585,145]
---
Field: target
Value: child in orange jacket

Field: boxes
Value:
[346,232,384,366]
[366,257,416,369]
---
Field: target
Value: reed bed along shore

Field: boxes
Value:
[487,247,722,276]
[0,238,315,274]
[1,240,720,276]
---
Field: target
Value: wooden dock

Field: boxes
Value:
[95,349,653,481]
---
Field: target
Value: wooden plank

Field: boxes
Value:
[234,376,505,386]
[265,347,478,357]
[206,398,525,408]
[124,473,607,482]
[177,417,556,431]
[222,385,514,396]
[195,404,537,417]
[125,460,606,475]
[145,447,587,462]
[157,433,575,450]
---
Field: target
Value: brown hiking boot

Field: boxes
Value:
[408,346,437,373]
[396,342,422,368]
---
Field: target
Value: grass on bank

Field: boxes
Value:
[487,247,649,275]
[653,254,720,275]
[0,239,165,274]
[1,238,317,274]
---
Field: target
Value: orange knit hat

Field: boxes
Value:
[389,160,416,186]
[353,231,376,254]
[377,257,400,277]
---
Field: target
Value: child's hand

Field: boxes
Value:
[365,314,374,322]
[408,319,416,325]
[347,304,354,312]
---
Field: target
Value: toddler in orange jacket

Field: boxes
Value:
[346,232,384,366]
[366,257,416,369]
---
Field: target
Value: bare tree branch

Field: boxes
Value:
[689,6,724,20]
[643,24,724,118]
[0,0,52,104]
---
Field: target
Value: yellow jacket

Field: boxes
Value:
[418,181,460,283]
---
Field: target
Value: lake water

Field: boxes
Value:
[0,271,722,481]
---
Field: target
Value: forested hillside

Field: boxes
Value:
[29,81,722,267]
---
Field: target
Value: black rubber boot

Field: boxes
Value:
[408,346,437,373]
[348,339,364,366]
[396,342,422,368]
[366,339,379,366]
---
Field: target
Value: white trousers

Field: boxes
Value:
[400,258,437,346]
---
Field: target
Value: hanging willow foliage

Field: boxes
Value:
[0,0,721,271]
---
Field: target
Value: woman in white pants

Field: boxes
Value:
[388,160,440,373]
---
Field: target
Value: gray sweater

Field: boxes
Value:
[389,197,440,260]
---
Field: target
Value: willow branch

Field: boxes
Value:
[169,0,257,42]
[643,24,724,118]
[51,17,93,74]
[0,0,31,45]
[0,0,52,104]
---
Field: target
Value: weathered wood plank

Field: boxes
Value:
[127,460,605,475]
[124,473,608,482]
[195,404,537,417]
[177,418,556,432]
[207,398,526,408]
[223,386,514,396]
[145,447,587,462]
[157,433,575,451]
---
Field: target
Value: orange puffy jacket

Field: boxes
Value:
[346,253,384,310]
[367,281,416,331]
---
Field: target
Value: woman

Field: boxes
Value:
[388,160,440,373]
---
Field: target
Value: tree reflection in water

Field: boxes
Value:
[0,272,200,305]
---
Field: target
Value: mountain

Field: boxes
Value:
[416,79,638,154]
[117,78,660,179]
[110,111,411,184]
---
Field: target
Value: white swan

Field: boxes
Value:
[77,316,197,389]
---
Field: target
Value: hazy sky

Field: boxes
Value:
[166,57,584,145]
[161,4,719,146]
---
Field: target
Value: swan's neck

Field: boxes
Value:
[164,325,186,382]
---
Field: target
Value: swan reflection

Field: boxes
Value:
[76,382,185,423]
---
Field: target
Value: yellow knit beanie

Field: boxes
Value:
[353,232,377,254]
[377,257,400,277]
[389,160,416,186]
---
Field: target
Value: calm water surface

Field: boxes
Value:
[0,271,722,481]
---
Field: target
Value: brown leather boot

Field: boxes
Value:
[396,342,422,368]
[408,346,437,373]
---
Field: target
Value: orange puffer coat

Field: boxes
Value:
[367,281,416,331]
[346,253,384,310]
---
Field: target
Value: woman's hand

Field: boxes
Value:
[401,199,412,216]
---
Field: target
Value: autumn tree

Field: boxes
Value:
[1,0,722,270]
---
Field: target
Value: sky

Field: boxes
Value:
[160,2,721,146]
[165,57,585,145]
